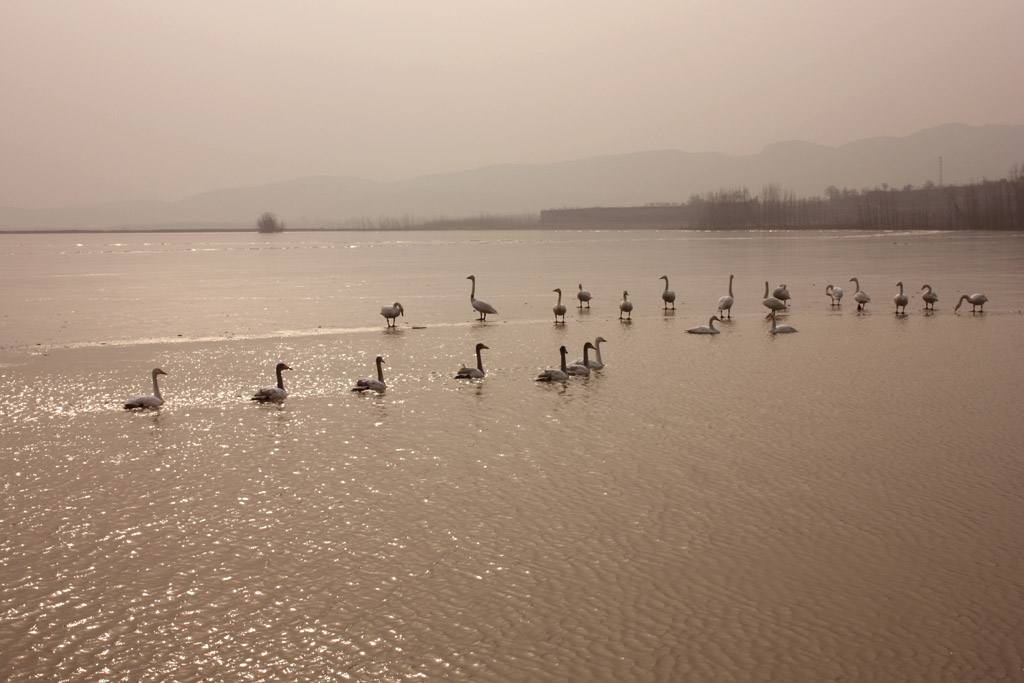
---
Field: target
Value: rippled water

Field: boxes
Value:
[2,230,1023,681]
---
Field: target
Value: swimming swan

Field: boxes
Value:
[660,275,676,309]
[352,356,387,392]
[768,310,797,334]
[717,274,734,318]
[687,315,721,334]
[467,275,498,321]
[535,346,569,381]
[455,343,489,379]
[577,284,592,308]
[920,284,938,310]
[619,291,633,320]
[850,277,871,310]
[567,342,595,376]
[572,336,607,369]
[380,302,404,327]
[252,362,291,402]
[825,284,844,305]
[762,281,787,317]
[954,293,988,313]
[894,282,909,315]
[552,288,567,323]
[124,368,167,409]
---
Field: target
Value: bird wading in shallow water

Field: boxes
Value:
[466,275,498,321]
[954,292,988,313]
[717,274,735,318]
[850,277,871,311]
[660,275,676,310]
[380,302,404,327]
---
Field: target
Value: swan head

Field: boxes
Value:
[584,342,595,350]
[553,288,561,294]
[622,290,629,298]
[275,363,290,372]
[595,336,607,344]
[660,275,668,281]
[153,368,167,376]
[476,343,489,351]
[559,345,567,355]
[375,355,385,365]
[578,283,583,289]
[849,277,858,284]
[394,302,404,314]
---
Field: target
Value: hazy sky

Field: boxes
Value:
[2,0,1022,208]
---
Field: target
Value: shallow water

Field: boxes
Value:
[1,230,1023,681]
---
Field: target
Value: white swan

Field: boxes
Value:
[825,284,844,305]
[619,290,633,320]
[352,356,386,393]
[920,284,938,310]
[466,275,498,321]
[567,342,595,376]
[717,274,734,318]
[954,292,989,313]
[894,281,909,315]
[552,288,567,323]
[535,345,569,381]
[572,336,607,369]
[577,283,592,308]
[660,275,676,309]
[850,277,871,310]
[768,310,797,334]
[380,302,404,328]
[773,283,791,306]
[252,362,291,402]
[762,281,787,317]
[124,368,167,409]
[455,343,489,379]
[687,315,721,334]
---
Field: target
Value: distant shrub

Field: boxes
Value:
[256,212,285,233]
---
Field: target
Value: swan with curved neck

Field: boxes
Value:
[762,281,787,317]
[573,336,607,369]
[567,342,595,375]
[124,368,167,409]
[717,274,734,318]
[577,284,592,308]
[466,275,498,321]
[352,356,386,392]
[380,302,404,327]
[455,343,489,379]
[954,292,988,313]
[773,283,791,306]
[769,309,797,334]
[825,284,844,305]
[535,346,569,381]
[552,288,567,323]
[849,277,871,310]
[252,363,291,402]
[660,275,676,309]
[619,291,633,320]
[894,282,909,315]
[687,315,721,334]
[920,284,938,310]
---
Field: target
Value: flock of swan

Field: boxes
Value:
[123,273,990,408]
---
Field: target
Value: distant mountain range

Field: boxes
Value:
[2,123,1022,230]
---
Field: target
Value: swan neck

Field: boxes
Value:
[376,358,384,382]
[469,278,476,298]
[276,367,286,390]
[763,281,769,298]
[728,276,733,296]
[594,340,603,363]
[476,347,484,371]
[560,348,567,372]
[152,371,163,399]
[663,278,669,292]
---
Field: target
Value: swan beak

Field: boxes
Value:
[157,369,167,375]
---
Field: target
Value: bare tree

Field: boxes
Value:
[256,212,285,233]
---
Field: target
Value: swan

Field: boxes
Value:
[577,284,592,308]
[687,315,721,334]
[619,291,633,320]
[717,274,734,318]
[380,302,404,327]
[894,282,909,315]
[352,356,387,392]
[552,288,567,323]
[920,284,938,310]
[572,336,607,369]
[455,343,489,379]
[251,362,291,402]
[849,277,871,310]
[660,275,676,309]
[466,275,498,321]
[567,342,595,376]
[124,368,167,409]
[773,283,791,306]
[762,281,787,318]
[825,284,844,305]
[954,292,989,313]
[768,310,797,334]
[535,345,569,381]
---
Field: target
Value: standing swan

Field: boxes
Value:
[762,281,787,318]
[124,368,167,409]
[567,342,595,376]
[552,288,567,323]
[455,343,489,379]
[380,302,404,328]
[577,284,592,308]
[850,277,871,311]
[687,315,721,334]
[825,284,844,306]
[717,274,735,318]
[894,282,909,315]
[954,293,989,313]
[466,275,498,321]
[659,275,676,309]
[352,356,387,393]
[619,291,633,320]
[572,336,607,369]
[920,284,938,310]
[773,284,791,306]
[252,362,291,402]
[768,310,797,334]
[535,346,569,381]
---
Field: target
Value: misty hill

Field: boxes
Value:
[2,123,1022,230]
